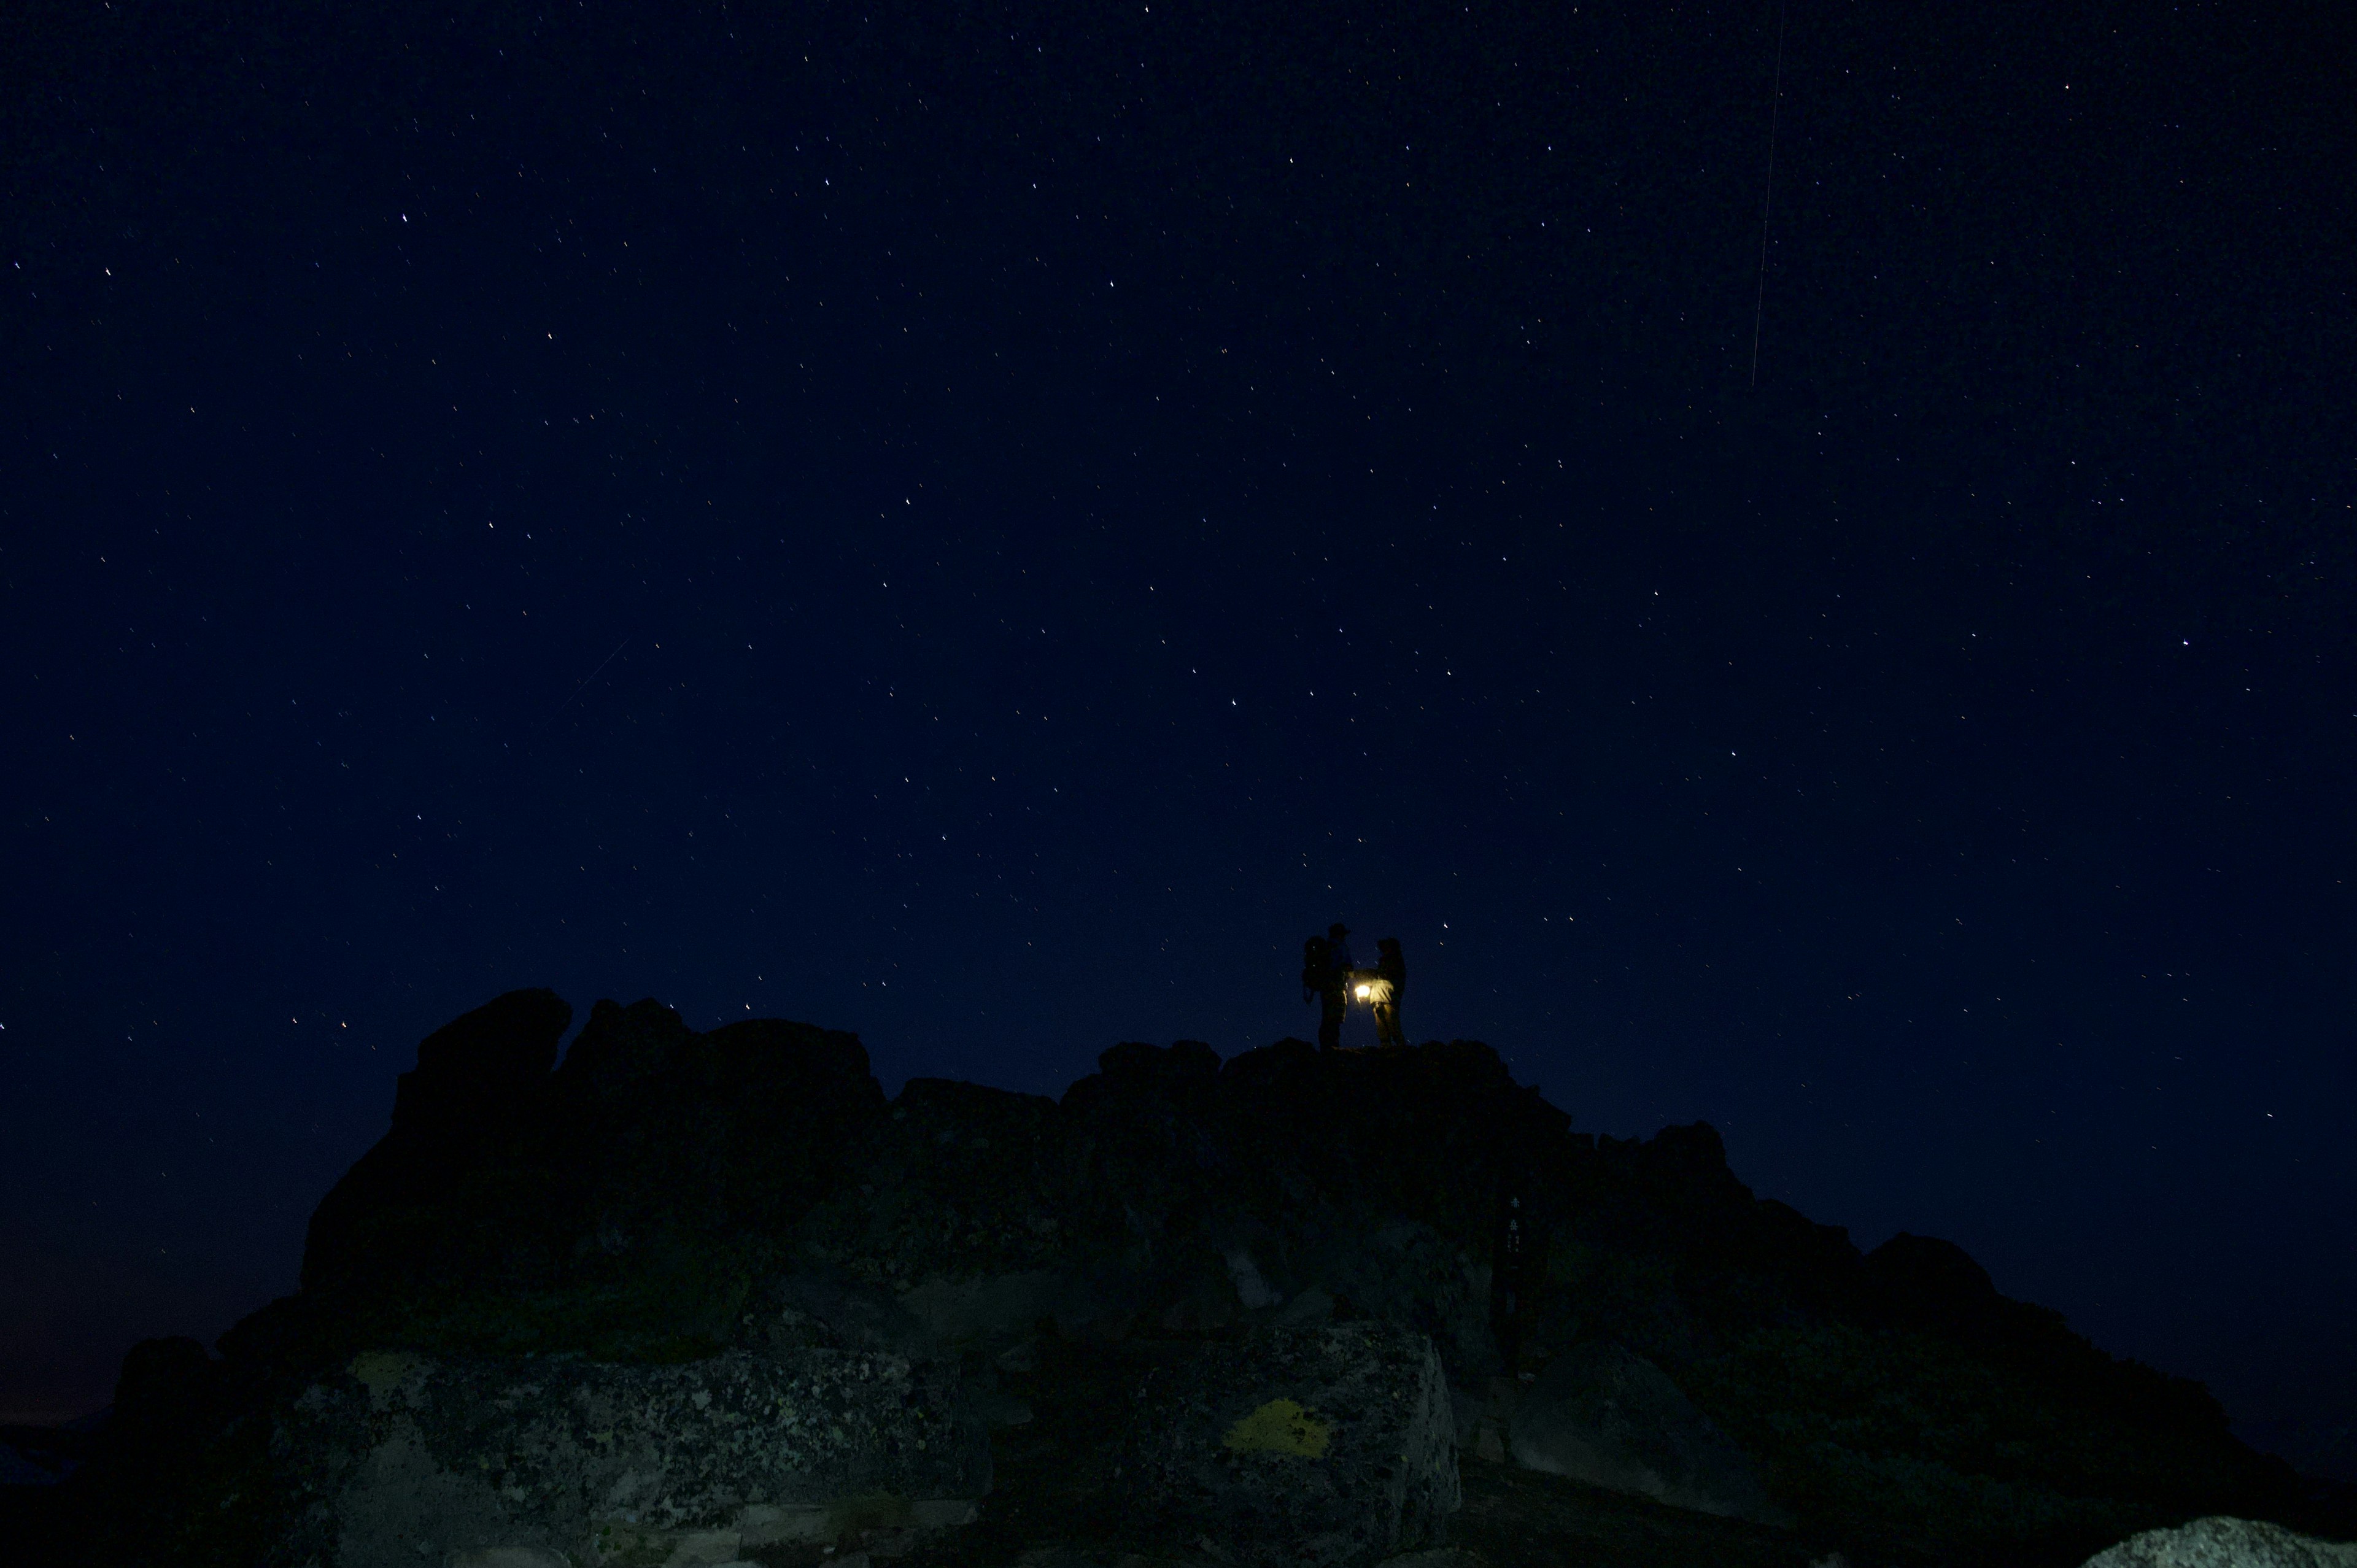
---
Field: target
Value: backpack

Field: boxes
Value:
[1301,937,1331,992]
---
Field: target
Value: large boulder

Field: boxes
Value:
[1508,1340,1783,1524]
[1127,1323,1459,1568]
[302,989,575,1292]
[2079,1516,2357,1568]
[273,1345,989,1568]
[298,999,889,1365]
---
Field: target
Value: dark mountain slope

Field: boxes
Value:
[28,990,2343,1567]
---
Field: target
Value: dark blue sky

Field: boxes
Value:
[4,0,2350,1433]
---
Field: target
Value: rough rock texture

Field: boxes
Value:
[1507,1340,1782,1524]
[280,1345,986,1568]
[2080,1516,2357,1568]
[1128,1323,1458,1568]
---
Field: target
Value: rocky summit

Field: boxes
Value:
[15,990,2355,1568]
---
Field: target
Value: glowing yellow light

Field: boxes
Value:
[1354,984,1372,1000]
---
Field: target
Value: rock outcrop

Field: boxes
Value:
[301,995,887,1364]
[301,988,576,1296]
[33,991,2351,1568]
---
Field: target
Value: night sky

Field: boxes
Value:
[4,0,2350,1446]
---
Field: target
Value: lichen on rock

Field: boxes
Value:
[276,1345,989,1568]
[1129,1323,1460,1568]
[1223,1397,1332,1458]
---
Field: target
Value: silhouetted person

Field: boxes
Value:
[1316,922,1354,1049]
[1371,937,1407,1048]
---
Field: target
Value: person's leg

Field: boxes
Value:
[1319,991,1344,1049]
[1376,998,1403,1048]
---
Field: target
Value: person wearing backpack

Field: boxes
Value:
[1301,934,1332,1008]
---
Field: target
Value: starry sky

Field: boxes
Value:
[3,0,2351,1439]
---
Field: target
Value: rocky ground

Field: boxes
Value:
[7,989,2353,1567]
[888,1332,1825,1568]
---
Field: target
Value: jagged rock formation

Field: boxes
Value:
[301,993,886,1364]
[28,990,2352,1567]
